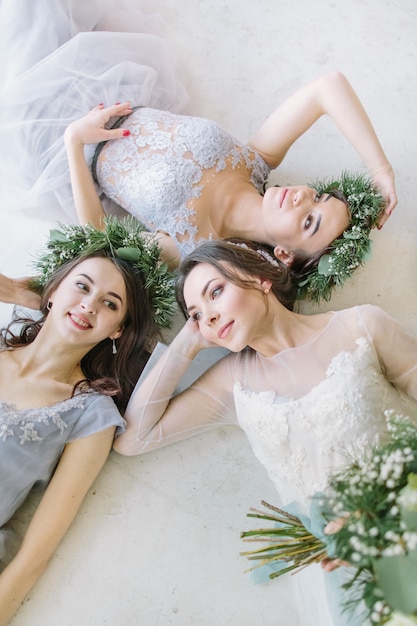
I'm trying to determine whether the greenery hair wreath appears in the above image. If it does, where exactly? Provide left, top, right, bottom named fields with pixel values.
left=297, top=171, right=385, bottom=302
left=32, top=216, right=176, bottom=328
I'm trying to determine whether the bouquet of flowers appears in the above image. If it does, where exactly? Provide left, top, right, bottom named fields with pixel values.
left=241, top=414, right=417, bottom=625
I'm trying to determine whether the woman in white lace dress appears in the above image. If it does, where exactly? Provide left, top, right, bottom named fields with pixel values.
left=114, top=239, right=417, bottom=625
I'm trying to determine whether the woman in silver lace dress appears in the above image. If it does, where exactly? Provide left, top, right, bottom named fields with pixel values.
left=0, top=0, right=396, bottom=295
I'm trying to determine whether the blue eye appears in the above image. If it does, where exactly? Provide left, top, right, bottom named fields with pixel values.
left=191, top=311, right=202, bottom=321
left=211, top=286, right=222, bottom=299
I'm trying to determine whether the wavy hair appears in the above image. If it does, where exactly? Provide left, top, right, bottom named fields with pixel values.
left=2, top=250, right=160, bottom=413
left=175, top=239, right=298, bottom=315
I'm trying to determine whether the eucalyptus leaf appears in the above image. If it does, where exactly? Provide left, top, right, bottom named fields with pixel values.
left=317, top=255, right=333, bottom=276
left=116, top=247, right=142, bottom=261
left=343, top=230, right=362, bottom=240
left=49, top=229, right=70, bottom=244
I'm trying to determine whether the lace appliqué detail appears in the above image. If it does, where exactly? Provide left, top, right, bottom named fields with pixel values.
left=235, top=338, right=403, bottom=510
left=95, top=108, right=271, bottom=258
left=0, top=394, right=89, bottom=445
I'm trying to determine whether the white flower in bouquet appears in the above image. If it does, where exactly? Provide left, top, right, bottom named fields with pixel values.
left=383, top=612, right=417, bottom=626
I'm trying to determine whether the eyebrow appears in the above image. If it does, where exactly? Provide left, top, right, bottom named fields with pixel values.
left=77, top=273, right=124, bottom=304
left=311, top=214, right=322, bottom=237
left=186, top=278, right=216, bottom=313
left=310, top=194, right=332, bottom=237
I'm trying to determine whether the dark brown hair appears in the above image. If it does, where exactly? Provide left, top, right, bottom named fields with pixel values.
left=2, top=250, right=160, bottom=413
left=175, top=239, right=298, bottom=315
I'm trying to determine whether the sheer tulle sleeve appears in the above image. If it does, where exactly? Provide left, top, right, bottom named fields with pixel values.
left=113, top=344, right=238, bottom=456
left=359, top=305, right=417, bottom=399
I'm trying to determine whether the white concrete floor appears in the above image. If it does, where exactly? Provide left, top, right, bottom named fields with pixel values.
left=2, top=0, right=417, bottom=624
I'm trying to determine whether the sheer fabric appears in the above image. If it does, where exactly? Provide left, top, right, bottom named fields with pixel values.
left=0, top=0, right=272, bottom=257
left=0, top=0, right=188, bottom=221
left=118, top=305, right=417, bottom=626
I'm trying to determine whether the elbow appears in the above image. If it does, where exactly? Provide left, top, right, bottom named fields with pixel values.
left=112, top=434, right=139, bottom=456
left=320, top=69, right=348, bottom=88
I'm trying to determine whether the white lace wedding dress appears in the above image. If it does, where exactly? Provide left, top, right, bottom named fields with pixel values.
left=119, top=304, right=417, bottom=625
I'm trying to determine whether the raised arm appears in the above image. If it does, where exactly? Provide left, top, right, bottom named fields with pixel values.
left=114, top=319, right=237, bottom=456
left=248, top=71, right=396, bottom=226
left=0, top=273, right=41, bottom=309
left=64, top=103, right=133, bottom=229
left=0, top=427, right=115, bottom=626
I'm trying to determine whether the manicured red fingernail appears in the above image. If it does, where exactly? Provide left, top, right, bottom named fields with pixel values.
left=123, top=129, right=130, bottom=137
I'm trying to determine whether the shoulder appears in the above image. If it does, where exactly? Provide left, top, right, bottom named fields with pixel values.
left=68, top=392, right=125, bottom=441
left=353, top=304, right=411, bottom=344
left=356, top=303, right=397, bottom=326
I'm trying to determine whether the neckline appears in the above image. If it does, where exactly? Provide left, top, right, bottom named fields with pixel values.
left=0, top=389, right=95, bottom=414
left=256, top=310, right=337, bottom=359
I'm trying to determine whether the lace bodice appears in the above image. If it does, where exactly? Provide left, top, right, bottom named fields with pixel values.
left=94, top=108, right=271, bottom=258
left=234, top=337, right=417, bottom=512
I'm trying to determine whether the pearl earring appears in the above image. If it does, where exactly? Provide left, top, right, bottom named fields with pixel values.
left=264, top=288, right=270, bottom=295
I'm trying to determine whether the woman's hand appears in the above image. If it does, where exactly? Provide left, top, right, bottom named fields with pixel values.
left=64, top=102, right=133, bottom=147
left=321, top=518, right=350, bottom=572
left=63, top=102, right=133, bottom=229
left=371, top=166, right=397, bottom=228
left=0, top=274, right=41, bottom=310
left=170, top=317, right=219, bottom=360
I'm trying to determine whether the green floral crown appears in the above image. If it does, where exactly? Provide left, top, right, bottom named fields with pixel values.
left=297, top=172, right=385, bottom=302
left=32, top=217, right=176, bottom=328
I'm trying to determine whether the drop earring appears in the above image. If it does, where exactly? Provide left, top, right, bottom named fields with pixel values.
left=112, top=338, right=117, bottom=355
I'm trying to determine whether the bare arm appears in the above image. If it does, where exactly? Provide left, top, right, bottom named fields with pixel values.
left=248, top=71, right=396, bottom=226
left=0, top=426, right=115, bottom=625
left=64, top=103, right=133, bottom=229
left=0, top=273, right=41, bottom=310
left=64, top=104, right=182, bottom=268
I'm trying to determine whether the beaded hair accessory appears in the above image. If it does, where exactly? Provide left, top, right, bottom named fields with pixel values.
left=297, top=171, right=385, bottom=302
left=230, top=241, right=280, bottom=267
left=31, top=216, right=176, bottom=328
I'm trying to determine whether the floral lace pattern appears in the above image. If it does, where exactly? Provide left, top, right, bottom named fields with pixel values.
left=235, top=339, right=407, bottom=512
left=95, top=108, right=271, bottom=258
left=0, top=395, right=88, bottom=445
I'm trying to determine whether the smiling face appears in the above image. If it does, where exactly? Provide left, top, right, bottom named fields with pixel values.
left=262, top=185, right=350, bottom=263
left=183, top=262, right=270, bottom=352
left=48, top=257, right=127, bottom=349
